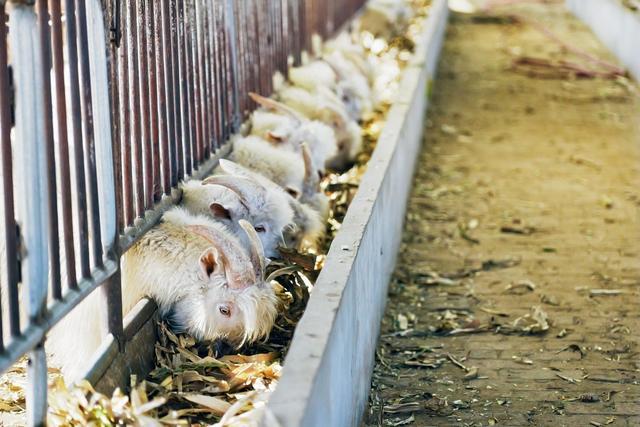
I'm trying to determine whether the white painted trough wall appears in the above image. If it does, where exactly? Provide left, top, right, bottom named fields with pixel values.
left=566, top=0, right=640, bottom=81
left=263, top=1, right=449, bottom=426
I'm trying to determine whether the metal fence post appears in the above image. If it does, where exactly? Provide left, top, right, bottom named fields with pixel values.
left=87, top=0, right=123, bottom=348
left=8, top=2, right=50, bottom=424
left=225, top=0, right=241, bottom=131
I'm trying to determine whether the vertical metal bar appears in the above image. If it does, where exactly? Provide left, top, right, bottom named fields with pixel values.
left=36, top=0, right=62, bottom=301
left=248, top=0, right=258, bottom=98
left=191, top=0, right=203, bottom=163
left=234, top=0, right=246, bottom=119
left=0, top=3, right=18, bottom=344
left=136, top=0, right=153, bottom=210
left=153, top=0, right=170, bottom=195
left=9, top=4, right=50, bottom=424
left=267, top=0, right=275, bottom=93
left=102, top=268, right=123, bottom=350
left=27, top=347, right=47, bottom=427
left=109, top=0, right=124, bottom=234
left=256, top=0, right=265, bottom=95
left=76, top=0, right=104, bottom=268
left=184, top=0, right=196, bottom=171
left=145, top=0, right=161, bottom=202
left=206, top=0, right=219, bottom=150
left=119, top=0, right=135, bottom=226
left=293, top=0, right=302, bottom=65
left=161, top=0, right=177, bottom=185
left=50, top=0, right=77, bottom=290
left=159, top=0, right=178, bottom=186
left=85, top=0, right=122, bottom=345
left=177, top=0, right=192, bottom=175
left=118, top=0, right=133, bottom=227
left=195, top=0, right=209, bottom=158
left=225, top=0, right=241, bottom=135
left=202, top=0, right=214, bottom=154
left=219, top=2, right=228, bottom=138
left=64, top=0, right=91, bottom=278
left=127, top=0, right=143, bottom=219
left=171, top=0, right=184, bottom=180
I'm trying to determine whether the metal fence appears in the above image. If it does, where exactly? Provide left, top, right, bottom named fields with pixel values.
left=0, top=0, right=365, bottom=424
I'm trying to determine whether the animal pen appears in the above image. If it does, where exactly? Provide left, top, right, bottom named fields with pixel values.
left=0, top=0, right=370, bottom=424
left=8, top=0, right=638, bottom=425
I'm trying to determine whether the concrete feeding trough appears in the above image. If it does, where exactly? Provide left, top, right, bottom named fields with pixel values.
left=566, top=0, right=640, bottom=81
left=263, top=1, right=449, bottom=425
left=82, top=0, right=449, bottom=425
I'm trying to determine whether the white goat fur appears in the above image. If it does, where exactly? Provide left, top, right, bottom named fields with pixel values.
left=217, top=160, right=325, bottom=251
left=180, top=179, right=294, bottom=259
left=276, top=86, right=362, bottom=171
left=287, top=61, right=337, bottom=92
left=230, top=135, right=305, bottom=197
left=47, top=208, right=277, bottom=382
left=249, top=109, right=337, bottom=173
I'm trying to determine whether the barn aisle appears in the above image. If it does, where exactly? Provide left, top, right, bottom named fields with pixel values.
left=366, top=2, right=640, bottom=426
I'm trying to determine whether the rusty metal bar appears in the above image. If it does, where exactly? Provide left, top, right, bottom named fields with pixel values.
left=117, top=0, right=133, bottom=228
left=161, top=0, right=177, bottom=186
left=144, top=0, right=161, bottom=202
left=186, top=0, right=200, bottom=165
left=127, top=0, right=143, bottom=220
left=196, top=0, right=209, bottom=158
left=152, top=0, right=170, bottom=196
left=0, top=3, right=18, bottom=344
left=202, top=0, right=215, bottom=152
left=256, top=1, right=266, bottom=95
left=64, top=0, right=91, bottom=279
left=109, top=0, right=124, bottom=236
left=233, top=0, right=246, bottom=118
left=207, top=0, right=220, bottom=149
left=181, top=1, right=198, bottom=170
left=267, top=0, right=275, bottom=92
left=136, top=0, right=153, bottom=210
left=224, top=0, right=238, bottom=133
left=36, top=0, right=62, bottom=301
left=169, top=0, right=183, bottom=181
left=85, top=0, right=123, bottom=350
left=76, top=0, right=104, bottom=268
left=51, top=0, right=78, bottom=291
left=177, top=0, right=192, bottom=175
left=192, top=0, right=202, bottom=160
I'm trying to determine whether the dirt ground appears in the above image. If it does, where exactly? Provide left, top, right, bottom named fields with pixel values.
left=366, top=3, right=640, bottom=427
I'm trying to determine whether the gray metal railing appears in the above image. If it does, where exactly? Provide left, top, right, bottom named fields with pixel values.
left=0, top=0, right=366, bottom=424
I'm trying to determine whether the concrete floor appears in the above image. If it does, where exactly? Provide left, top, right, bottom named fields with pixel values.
left=366, top=3, right=640, bottom=426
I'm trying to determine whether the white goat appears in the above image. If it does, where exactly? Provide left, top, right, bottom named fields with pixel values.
left=180, top=177, right=294, bottom=259
left=47, top=208, right=277, bottom=382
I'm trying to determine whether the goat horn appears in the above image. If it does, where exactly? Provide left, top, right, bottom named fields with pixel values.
left=218, top=159, right=253, bottom=177
left=238, top=220, right=266, bottom=282
left=187, top=224, right=256, bottom=290
left=300, top=142, right=316, bottom=188
left=322, top=57, right=346, bottom=80
left=202, top=175, right=265, bottom=207
left=248, top=92, right=305, bottom=123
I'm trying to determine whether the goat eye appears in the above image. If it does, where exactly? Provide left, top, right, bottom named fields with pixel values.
left=218, top=305, right=231, bottom=317
left=286, top=188, right=300, bottom=198
left=254, top=225, right=266, bottom=233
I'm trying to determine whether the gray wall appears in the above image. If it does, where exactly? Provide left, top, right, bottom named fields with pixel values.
left=567, top=0, right=640, bottom=81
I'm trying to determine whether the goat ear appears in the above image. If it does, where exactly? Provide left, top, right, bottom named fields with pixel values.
left=210, top=203, right=232, bottom=220
left=199, top=247, right=221, bottom=278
